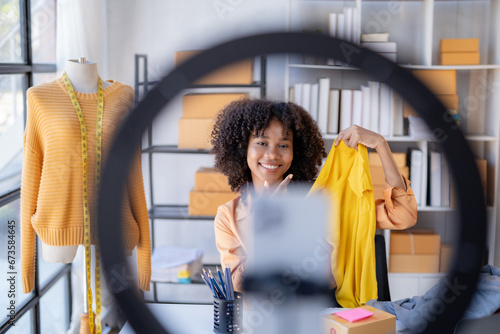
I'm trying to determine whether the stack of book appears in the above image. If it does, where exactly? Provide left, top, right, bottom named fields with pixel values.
left=439, top=38, right=480, bottom=65
left=360, top=32, right=397, bottom=62
left=290, top=79, right=404, bottom=137
left=327, top=6, right=360, bottom=65
left=178, top=93, right=247, bottom=149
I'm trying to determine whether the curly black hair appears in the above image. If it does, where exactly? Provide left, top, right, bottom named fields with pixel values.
left=210, top=98, right=326, bottom=195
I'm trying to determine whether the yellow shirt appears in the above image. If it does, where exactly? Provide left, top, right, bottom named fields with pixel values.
left=309, top=141, right=377, bottom=307
left=21, top=77, right=151, bottom=293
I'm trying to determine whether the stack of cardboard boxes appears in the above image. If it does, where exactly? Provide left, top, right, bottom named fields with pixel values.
left=389, top=230, right=441, bottom=273
left=175, top=50, right=253, bottom=150
left=439, top=38, right=480, bottom=65
left=410, top=69, right=459, bottom=115
left=178, top=93, right=248, bottom=149
left=188, top=167, right=237, bottom=216
left=368, top=152, right=409, bottom=200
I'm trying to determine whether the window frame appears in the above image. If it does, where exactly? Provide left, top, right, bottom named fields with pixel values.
left=0, top=1, right=70, bottom=333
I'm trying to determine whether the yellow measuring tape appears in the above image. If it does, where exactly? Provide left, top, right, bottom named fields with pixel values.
left=63, top=72, right=103, bottom=334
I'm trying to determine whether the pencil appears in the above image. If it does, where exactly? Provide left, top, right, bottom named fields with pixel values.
left=209, top=271, right=226, bottom=300
left=216, top=266, right=227, bottom=298
left=201, top=273, right=216, bottom=298
left=225, top=264, right=234, bottom=300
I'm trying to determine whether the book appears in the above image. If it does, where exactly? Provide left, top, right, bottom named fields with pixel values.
left=317, top=78, right=331, bottom=133
left=328, top=13, right=337, bottom=38
left=352, top=7, right=360, bottom=45
left=336, top=13, right=345, bottom=65
left=441, top=153, right=450, bottom=207
left=339, top=89, right=353, bottom=131
left=361, top=42, right=397, bottom=53
left=428, top=150, right=442, bottom=207
left=368, top=81, right=380, bottom=132
left=293, top=82, right=303, bottom=106
left=392, top=93, right=404, bottom=136
left=361, top=32, right=389, bottom=42
left=351, top=90, right=363, bottom=126
left=327, top=13, right=337, bottom=65
left=408, top=148, right=424, bottom=206
left=302, top=83, right=311, bottom=114
left=361, top=85, right=371, bottom=129
left=344, top=7, right=353, bottom=44
left=327, top=89, right=340, bottom=134
left=378, top=83, right=392, bottom=137
left=310, top=83, right=319, bottom=121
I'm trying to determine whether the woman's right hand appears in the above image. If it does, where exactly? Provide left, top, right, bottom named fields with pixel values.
left=263, top=174, right=293, bottom=196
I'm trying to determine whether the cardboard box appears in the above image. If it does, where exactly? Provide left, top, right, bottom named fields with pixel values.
left=440, top=243, right=454, bottom=272
left=188, top=190, right=237, bottom=216
left=389, top=254, right=440, bottom=273
left=390, top=230, right=441, bottom=254
left=440, top=38, right=479, bottom=53
left=439, top=52, right=480, bottom=65
left=437, top=94, right=459, bottom=111
left=178, top=118, right=214, bottom=149
left=403, top=94, right=459, bottom=118
left=322, top=305, right=396, bottom=334
left=369, top=166, right=409, bottom=186
left=194, top=167, right=232, bottom=192
left=369, top=152, right=407, bottom=168
left=182, top=93, right=248, bottom=118
left=412, top=70, right=456, bottom=95
left=174, top=50, right=253, bottom=85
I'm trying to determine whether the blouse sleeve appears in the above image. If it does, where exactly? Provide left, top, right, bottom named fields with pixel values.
left=375, top=176, right=418, bottom=230
left=214, top=203, right=246, bottom=293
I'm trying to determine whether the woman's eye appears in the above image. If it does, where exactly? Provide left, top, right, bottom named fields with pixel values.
left=257, top=142, right=266, bottom=146
left=279, top=144, right=289, bottom=148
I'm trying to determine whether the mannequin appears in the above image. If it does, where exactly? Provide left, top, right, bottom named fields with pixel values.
left=40, top=58, right=111, bottom=263
left=21, top=57, right=151, bottom=297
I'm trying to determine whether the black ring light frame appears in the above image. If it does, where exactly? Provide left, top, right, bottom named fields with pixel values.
left=98, top=33, right=486, bottom=333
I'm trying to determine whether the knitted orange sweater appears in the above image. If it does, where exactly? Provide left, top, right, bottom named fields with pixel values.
left=21, top=77, right=151, bottom=293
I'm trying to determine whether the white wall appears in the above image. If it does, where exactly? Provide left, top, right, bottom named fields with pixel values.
left=106, top=0, right=289, bottom=96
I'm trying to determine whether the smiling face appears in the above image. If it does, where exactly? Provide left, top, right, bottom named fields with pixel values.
left=247, top=118, right=293, bottom=192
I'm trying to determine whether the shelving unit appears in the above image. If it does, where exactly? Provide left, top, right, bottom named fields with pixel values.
left=286, top=0, right=500, bottom=299
left=135, top=54, right=267, bottom=303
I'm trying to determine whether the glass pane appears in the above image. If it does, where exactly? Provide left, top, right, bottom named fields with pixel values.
left=33, top=72, right=57, bottom=86
left=0, top=198, right=33, bottom=322
left=0, top=0, right=23, bottom=63
left=0, top=75, right=24, bottom=196
left=31, top=0, right=56, bottom=63
left=40, top=277, right=70, bottom=333
left=3, top=308, right=32, bottom=334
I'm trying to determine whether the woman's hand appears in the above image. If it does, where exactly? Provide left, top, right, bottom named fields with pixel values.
left=263, top=174, right=293, bottom=196
left=335, top=125, right=385, bottom=150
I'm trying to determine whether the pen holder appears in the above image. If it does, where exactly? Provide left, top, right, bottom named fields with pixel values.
left=213, top=292, right=243, bottom=333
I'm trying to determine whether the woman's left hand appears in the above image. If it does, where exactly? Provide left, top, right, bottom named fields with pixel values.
left=335, top=125, right=385, bottom=150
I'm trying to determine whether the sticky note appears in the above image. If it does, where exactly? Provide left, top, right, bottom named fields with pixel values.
left=335, top=308, right=374, bottom=322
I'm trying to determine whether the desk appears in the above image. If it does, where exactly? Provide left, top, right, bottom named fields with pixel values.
left=119, top=303, right=213, bottom=334
left=119, top=304, right=406, bottom=333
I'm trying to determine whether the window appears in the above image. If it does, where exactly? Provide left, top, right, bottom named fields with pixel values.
left=0, top=1, right=69, bottom=333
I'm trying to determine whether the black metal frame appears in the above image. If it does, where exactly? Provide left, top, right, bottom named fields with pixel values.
left=133, top=53, right=267, bottom=304
left=0, top=1, right=68, bottom=333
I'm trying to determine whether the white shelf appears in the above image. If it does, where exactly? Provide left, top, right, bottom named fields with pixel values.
left=289, top=63, right=500, bottom=71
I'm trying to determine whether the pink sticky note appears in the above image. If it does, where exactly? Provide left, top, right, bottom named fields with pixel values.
left=335, top=308, right=373, bottom=323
